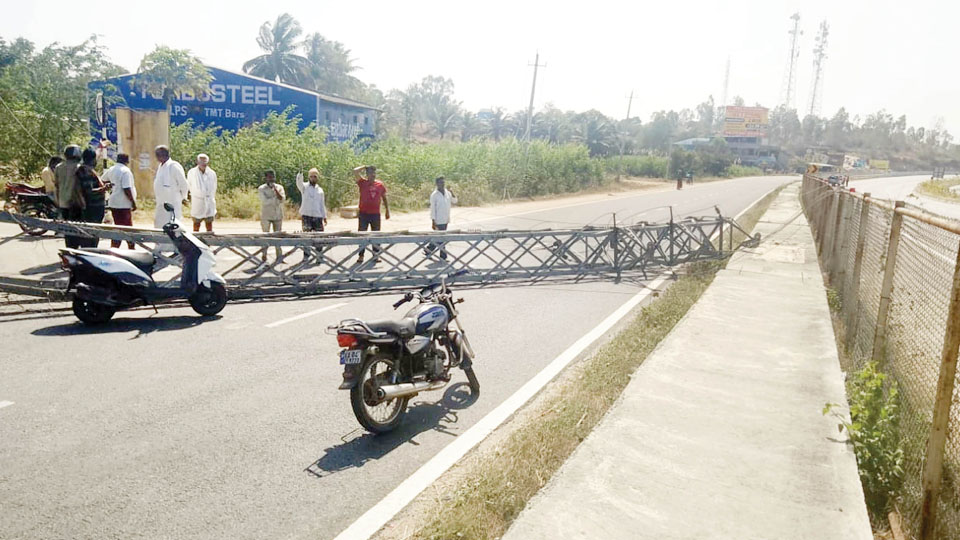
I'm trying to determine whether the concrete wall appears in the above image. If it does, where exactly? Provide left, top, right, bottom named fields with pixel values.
left=116, top=108, right=169, bottom=198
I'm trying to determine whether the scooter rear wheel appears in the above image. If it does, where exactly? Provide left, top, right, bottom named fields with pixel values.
left=189, top=282, right=227, bottom=316
left=72, top=298, right=116, bottom=325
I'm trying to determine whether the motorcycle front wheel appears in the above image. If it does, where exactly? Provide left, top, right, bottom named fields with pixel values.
left=189, top=283, right=227, bottom=316
left=351, top=355, right=409, bottom=434
left=20, top=205, right=50, bottom=236
left=72, top=298, right=116, bottom=325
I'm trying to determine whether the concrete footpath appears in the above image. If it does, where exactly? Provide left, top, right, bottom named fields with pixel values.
left=502, top=182, right=872, bottom=540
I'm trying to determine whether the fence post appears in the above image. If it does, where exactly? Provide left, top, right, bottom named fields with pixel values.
left=612, top=213, right=621, bottom=283
left=918, top=237, right=960, bottom=540
left=845, top=193, right=872, bottom=352
left=816, top=184, right=833, bottom=249
left=871, top=201, right=905, bottom=364
left=828, top=194, right=848, bottom=283
left=835, top=196, right=855, bottom=295
left=821, top=189, right=840, bottom=265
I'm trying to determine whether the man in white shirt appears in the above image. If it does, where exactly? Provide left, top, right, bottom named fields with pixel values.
left=103, top=153, right=137, bottom=248
left=152, top=145, right=188, bottom=228
left=187, top=153, right=218, bottom=232
left=425, top=176, right=456, bottom=260
left=296, top=168, right=327, bottom=232
left=257, top=169, right=285, bottom=262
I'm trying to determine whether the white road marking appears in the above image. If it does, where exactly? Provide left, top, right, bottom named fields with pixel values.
left=331, top=274, right=670, bottom=540
left=0, top=401, right=14, bottom=410
left=264, top=303, right=348, bottom=328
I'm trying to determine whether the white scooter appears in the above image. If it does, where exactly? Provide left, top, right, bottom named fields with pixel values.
left=59, top=203, right=227, bottom=324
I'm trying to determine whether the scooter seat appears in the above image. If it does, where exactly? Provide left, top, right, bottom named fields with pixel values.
left=366, top=318, right=417, bottom=337
left=86, top=248, right=156, bottom=275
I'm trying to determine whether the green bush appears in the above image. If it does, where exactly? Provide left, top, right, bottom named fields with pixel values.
left=171, top=111, right=606, bottom=214
left=604, top=155, right=668, bottom=178
left=825, top=362, right=904, bottom=517
left=725, top=164, right=764, bottom=178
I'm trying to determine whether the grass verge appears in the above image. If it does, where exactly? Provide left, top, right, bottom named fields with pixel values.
left=915, top=178, right=960, bottom=201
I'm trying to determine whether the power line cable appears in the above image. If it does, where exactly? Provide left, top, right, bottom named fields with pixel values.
left=0, top=93, right=52, bottom=155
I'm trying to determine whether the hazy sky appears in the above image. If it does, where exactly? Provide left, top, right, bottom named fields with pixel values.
left=3, top=0, right=956, bottom=134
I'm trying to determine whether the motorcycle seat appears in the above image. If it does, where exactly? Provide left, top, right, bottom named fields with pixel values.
left=86, top=248, right=156, bottom=275
left=366, top=318, right=416, bottom=337
left=17, top=192, right=50, bottom=200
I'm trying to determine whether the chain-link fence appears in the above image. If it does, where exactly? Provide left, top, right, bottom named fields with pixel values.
left=802, top=174, right=960, bottom=540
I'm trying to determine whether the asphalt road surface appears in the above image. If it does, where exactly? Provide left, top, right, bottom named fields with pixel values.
left=849, top=174, right=960, bottom=220
left=0, top=176, right=793, bottom=539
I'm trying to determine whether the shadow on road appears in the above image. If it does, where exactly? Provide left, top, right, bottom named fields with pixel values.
left=31, top=314, right=222, bottom=338
left=19, top=262, right=64, bottom=277
left=306, top=382, right=478, bottom=478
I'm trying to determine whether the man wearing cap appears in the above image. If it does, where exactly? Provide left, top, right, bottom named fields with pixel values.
left=153, top=145, right=189, bottom=228
left=187, top=153, right=218, bottom=232
left=296, top=168, right=327, bottom=232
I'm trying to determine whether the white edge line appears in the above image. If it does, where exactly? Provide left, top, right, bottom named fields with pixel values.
left=332, top=274, right=671, bottom=540
left=0, top=401, right=14, bottom=409
left=265, top=302, right=349, bottom=328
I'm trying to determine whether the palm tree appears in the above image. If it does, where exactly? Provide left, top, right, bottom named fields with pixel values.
left=487, top=108, right=511, bottom=142
left=573, top=110, right=617, bottom=157
left=302, top=33, right=364, bottom=98
left=242, top=13, right=309, bottom=86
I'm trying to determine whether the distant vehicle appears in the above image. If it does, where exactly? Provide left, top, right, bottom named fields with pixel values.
left=828, top=175, right=842, bottom=186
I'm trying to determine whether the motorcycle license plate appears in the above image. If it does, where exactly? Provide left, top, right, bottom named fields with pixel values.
left=340, top=349, right=362, bottom=365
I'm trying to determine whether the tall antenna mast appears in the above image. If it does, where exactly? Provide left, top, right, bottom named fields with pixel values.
left=808, top=21, right=829, bottom=117
left=721, top=57, right=730, bottom=108
left=779, top=13, right=801, bottom=110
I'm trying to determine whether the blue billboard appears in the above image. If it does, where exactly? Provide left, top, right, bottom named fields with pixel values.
left=88, top=66, right=377, bottom=146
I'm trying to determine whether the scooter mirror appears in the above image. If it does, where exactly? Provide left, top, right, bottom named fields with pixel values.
left=163, top=203, right=174, bottom=212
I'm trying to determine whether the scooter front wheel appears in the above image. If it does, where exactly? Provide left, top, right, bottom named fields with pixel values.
left=73, top=298, right=116, bottom=325
left=189, top=283, right=227, bottom=316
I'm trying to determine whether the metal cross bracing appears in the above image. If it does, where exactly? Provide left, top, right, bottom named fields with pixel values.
left=0, top=211, right=755, bottom=299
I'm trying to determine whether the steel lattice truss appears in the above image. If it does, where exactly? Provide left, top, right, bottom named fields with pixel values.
left=0, top=212, right=753, bottom=298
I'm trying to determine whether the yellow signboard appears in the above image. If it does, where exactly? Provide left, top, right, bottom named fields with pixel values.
left=869, top=159, right=890, bottom=170
left=723, top=106, right=769, bottom=137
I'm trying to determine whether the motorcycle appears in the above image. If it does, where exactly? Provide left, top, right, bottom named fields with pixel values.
left=2, top=181, right=58, bottom=236
left=59, top=203, right=227, bottom=324
left=330, top=270, right=479, bottom=434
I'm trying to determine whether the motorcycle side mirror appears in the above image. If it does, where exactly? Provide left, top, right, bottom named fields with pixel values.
left=163, top=203, right=174, bottom=212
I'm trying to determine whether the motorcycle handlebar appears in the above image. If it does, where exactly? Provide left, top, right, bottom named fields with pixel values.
left=392, top=293, right=413, bottom=309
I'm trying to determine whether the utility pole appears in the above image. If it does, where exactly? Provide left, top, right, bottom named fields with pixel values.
left=524, top=51, right=546, bottom=142
left=618, top=90, right=635, bottom=181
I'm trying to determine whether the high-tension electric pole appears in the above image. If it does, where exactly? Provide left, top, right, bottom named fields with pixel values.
left=617, top=90, right=635, bottom=180
left=524, top=51, right=546, bottom=142
left=808, top=21, right=829, bottom=118
left=779, top=13, right=802, bottom=110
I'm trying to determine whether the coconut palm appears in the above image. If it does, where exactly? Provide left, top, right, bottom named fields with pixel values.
left=303, top=33, right=365, bottom=98
left=242, top=13, right=310, bottom=85
left=573, top=110, right=617, bottom=157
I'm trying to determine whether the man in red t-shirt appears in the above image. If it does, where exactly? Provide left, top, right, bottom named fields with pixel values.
left=353, top=165, right=390, bottom=264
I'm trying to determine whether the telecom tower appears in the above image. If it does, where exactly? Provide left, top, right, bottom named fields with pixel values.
left=808, top=21, right=829, bottom=117
left=721, top=56, right=730, bottom=108
left=779, top=13, right=802, bottom=110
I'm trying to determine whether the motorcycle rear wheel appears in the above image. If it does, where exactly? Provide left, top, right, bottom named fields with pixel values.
left=351, top=355, right=409, bottom=434
left=72, top=298, right=116, bottom=325
left=189, top=283, right=227, bottom=316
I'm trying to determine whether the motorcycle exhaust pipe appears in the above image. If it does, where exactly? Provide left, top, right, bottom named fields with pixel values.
left=377, top=380, right=446, bottom=401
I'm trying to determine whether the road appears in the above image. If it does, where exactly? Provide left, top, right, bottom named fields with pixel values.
left=0, top=175, right=793, bottom=539
left=849, top=174, right=960, bottom=220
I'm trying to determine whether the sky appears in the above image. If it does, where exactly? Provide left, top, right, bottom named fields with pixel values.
left=2, top=0, right=956, bottom=134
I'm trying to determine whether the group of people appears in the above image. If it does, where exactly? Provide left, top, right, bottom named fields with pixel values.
left=42, top=144, right=458, bottom=264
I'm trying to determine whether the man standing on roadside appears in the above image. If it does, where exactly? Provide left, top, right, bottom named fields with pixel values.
left=54, top=145, right=83, bottom=248
left=41, top=156, right=62, bottom=203
left=187, top=153, right=217, bottom=232
left=153, top=145, right=188, bottom=228
left=353, top=164, right=390, bottom=264
left=257, top=169, right=285, bottom=263
left=296, top=168, right=327, bottom=232
left=103, top=153, right=137, bottom=249
left=425, top=176, right=456, bottom=260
